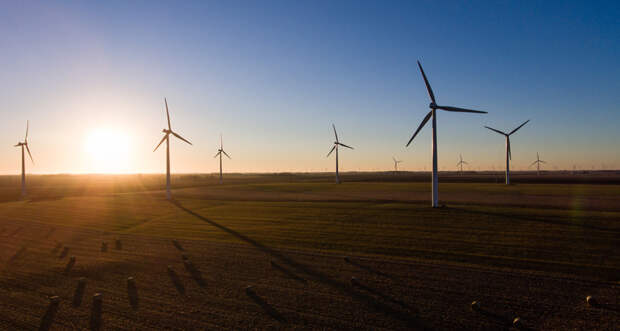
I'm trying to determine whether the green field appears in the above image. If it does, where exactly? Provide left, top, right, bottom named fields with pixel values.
left=0, top=173, right=618, bottom=329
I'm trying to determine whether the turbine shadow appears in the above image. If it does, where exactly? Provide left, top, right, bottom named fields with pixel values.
left=171, top=200, right=427, bottom=329
left=38, top=299, right=59, bottom=331
left=270, top=260, right=307, bottom=284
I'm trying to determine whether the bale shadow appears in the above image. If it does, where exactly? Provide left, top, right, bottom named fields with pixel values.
left=51, top=243, right=62, bottom=255
left=9, top=246, right=27, bottom=263
left=39, top=298, right=59, bottom=331
left=167, top=266, right=185, bottom=295
left=43, top=228, right=55, bottom=239
left=172, top=200, right=427, bottom=329
left=59, top=247, right=69, bottom=259
left=127, top=278, right=139, bottom=310
left=271, top=260, right=307, bottom=284
left=64, top=256, right=76, bottom=275
left=11, top=227, right=23, bottom=237
left=183, top=260, right=206, bottom=287
left=101, top=242, right=107, bottom=253
left=172, top=239, right=185, bottom=251
left=90, top=294, right=102, bottom=331
left=246, top=286, right=286, bottom=323
left=73, top=278, right=86, bottom=307
left=115, top=239, right=122, bottom=250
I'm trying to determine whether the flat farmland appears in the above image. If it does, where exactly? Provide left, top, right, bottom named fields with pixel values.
left=0, top=173, right=618, bottom=330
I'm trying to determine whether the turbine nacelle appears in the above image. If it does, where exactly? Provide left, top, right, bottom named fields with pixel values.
left=429, top=102, right=438, bottom=109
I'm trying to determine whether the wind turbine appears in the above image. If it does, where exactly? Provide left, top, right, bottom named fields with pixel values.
left=214, top=134, right=231, bottom=183
left=15, top=121, right=33, bottom=197
left=456, top=154, right=468, bottom=174
left=153, top=98, right=192, bottom=200
left=392, top=157, right=403, bottom=172
left=327, top=124, right=353, bottom=184
left=406, top=60, right=487, bottom=207
left=484, top=120, right=530, bottom=185
left=529, top=152, right=546, bottom=175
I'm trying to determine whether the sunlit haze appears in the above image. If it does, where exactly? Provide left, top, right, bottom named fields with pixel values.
left=1, top=1, right=619, bottom=174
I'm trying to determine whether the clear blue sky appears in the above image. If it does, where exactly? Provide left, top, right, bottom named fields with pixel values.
left=1, top=1, right=619, bottom=174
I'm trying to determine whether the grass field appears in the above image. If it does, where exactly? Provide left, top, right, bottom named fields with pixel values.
left=0, top=173, right=618, bottom=330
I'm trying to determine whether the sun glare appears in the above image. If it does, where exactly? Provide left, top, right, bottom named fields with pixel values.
left=85, top=129, right=131, bottom=173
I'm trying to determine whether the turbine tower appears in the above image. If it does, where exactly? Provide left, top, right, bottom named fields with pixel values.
left=406, top=61, right=487, bottom=207
left=456, top=154, right=468, bottom=174
left=15, top=121, right=34, bottom=197
left=214, top=134, right=231, bottom=183
left=529, top=152, right=546, bottom=175
left=153, top=98, right=192, bottom=200
left=327, top=124, right=353, bottom=184
left=393, top=157, right=403, bottom=172
left=484, top=120, right=530, bottom=185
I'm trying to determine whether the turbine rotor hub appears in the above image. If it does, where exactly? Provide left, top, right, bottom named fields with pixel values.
left=429, top=102, right=438, bottom=109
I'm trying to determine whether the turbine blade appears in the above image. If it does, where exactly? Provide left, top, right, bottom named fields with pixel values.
left=540, top=160, right=546, bottom=164
left=165, top=98, right=172, bottom=130
left=214, top=151, right=221, bottom=158
left=406, top=110, right=432, bottom=147
left=484, top=126, right=507, bottom=136
left=437, top=105, right=487, bottom=114
left=338, top=142, right=353, bottom=150
left=153, top=134, right=168, bottom=152
left=529, top=160, right=537, bottom=167
left=222, top=150, right=231, bottom=159
left=332, top=124, right=338, bottom=142
left=220, top=133, right=223, bottom=149
left=509, top=119, right=530, bottom=135
left=462, top=161, right=468, bottom=165
left=326, top=145, right=336, bottom=157
left=171, top=131, right=192, bottom=145
left=25, top=120, right=29, bottom=140
left=417, top=61, right=436, bottom=103
left=25, top=144, right=34, bottom=164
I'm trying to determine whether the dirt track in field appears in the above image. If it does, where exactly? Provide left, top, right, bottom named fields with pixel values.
left=0, top=211, right=617, bottom=330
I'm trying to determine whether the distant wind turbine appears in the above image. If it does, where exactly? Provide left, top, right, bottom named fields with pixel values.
left=153, top=98, right=192, bottom=200
left=214, top=134, right=231, bottom=183
left=327, top=124, right=353, bottom=184
left=393, top=157, right=403, bottom=172
left=15, top=121, right=33, bottom=197
left=456, top=154, right=468, bottom=174
left=406, top=60, right=487, bottom=207
left=529, top=152, right=546, bottom=175
left=484, top=120, right=530, bottom=185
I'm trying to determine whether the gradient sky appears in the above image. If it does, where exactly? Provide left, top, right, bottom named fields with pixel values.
left=1, top=1, right=619, bottom=174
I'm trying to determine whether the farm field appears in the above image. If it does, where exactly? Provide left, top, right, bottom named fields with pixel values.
left=0, top=173, right=618, bottom=330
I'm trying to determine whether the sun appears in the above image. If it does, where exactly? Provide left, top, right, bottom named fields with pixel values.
left=85, top=128, right=131, bottom=173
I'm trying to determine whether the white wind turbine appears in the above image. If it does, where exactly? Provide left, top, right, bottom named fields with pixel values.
left=393, top=157, right=403, bottom=172
left=153, top=98, right=192, bottom=200
left=484, top=120, right=530, bottom=185
left=406, top=60, right=487, bottom=207
left=327, top=124, right=353, bottom=184
left=214, top=134, right=231, bottom=183
left=15, top=121, right=34, bottom=197
left=529, top=152, right=546, bottom=175
left=456, top=154, right=468, bottom=174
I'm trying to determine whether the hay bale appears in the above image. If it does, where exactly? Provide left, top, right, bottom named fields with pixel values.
left=64, top=256, right=76, bottom=274
left=513, top=317, right=523, bottom=329
left=101, top=242, right=107, bottom=252
left=115, top=239, right=122, bottom=250
left=49, top=296, right=60, bottom=304
left=350, top=277, right=359, bottom=286
left=586, top=295, right=597, bottom=306
left=471, top=301, right=481, bottom=312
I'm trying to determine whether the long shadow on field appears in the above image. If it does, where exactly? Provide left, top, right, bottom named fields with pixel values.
left=172, top=200, right=428, bottom=329
left=449, top=207, right=620, bottom=233
left=345, top=258, right=398, bottom=281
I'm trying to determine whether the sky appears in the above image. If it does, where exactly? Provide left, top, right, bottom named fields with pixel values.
left=1, top=1, right=619, bottom=174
